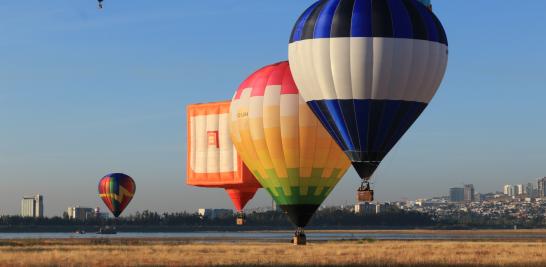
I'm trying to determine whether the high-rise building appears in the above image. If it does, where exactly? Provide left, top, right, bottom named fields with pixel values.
left=464, top=184, right=475, bottom=202
left=515, top=184, right=524, bottom=195
left=526, top=183, right=535, bottom=197
left=538, top=177, right=546, bottom=198
left=21, top=198, right=34, bottom=217
left=449, top=187, right=464, bottom=202
left=35, top=195, right=43, bottom=217
left=503, top=185, right=514, bottom=196
left=21, top=195, right=43, bottom=218
left=67, top=206, right=95, bottom=220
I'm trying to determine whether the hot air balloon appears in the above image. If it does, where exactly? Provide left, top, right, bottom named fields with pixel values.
left=229, top=61, right=351, bottom=244
left=187, top=101, right=261, bottom=225
left=288, top=0, right=448, bottom=201
left=98, top=173, right=136, bottom=218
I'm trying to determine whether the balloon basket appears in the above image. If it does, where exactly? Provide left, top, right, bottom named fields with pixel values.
left=236, top=212, right=246, bottom=225
left=293, top=229, right=307, bottom=245
left=357, top=189, right=374, bottom=202
left=357, top=181, right=374, bottom=202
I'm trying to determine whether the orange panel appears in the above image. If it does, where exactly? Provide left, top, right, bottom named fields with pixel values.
left=186, top=101, right=261, bottom=189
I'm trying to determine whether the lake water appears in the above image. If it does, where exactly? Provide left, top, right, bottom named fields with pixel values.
left=1, top=231, right=546, bottom=241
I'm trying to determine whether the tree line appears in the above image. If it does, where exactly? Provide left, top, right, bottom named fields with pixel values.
left=0, top=208, right=431, bottom=227
left=0, top=208, right=543, bottom=228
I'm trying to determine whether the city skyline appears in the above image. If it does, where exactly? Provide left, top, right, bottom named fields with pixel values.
left=1, top=1, right=546, bottom=216
left=8, top=176, right=546, bottom=218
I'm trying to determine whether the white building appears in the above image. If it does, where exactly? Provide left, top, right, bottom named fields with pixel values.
left=21, top=198, right=34, bottom=217
left=503, top=185, right=515, bottom=196
left=67, top=206, right=95, bottom=220
left=515, top=184, right=524, bottom=195
left=538, top=177, right=546, bottom=198
left=354, top=203, right=376, bottom=215
left=504, top=184, right=525, bottom=196
left=21, top=195, right=43, bottom=218
left=197, top=209, right=233, bottom=219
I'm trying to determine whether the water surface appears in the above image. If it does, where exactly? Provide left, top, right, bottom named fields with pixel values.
left=1, top=231, right=545, bottom=241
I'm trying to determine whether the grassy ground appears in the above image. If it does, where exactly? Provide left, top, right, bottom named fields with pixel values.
left=305, top=229, right=546, bottom=235
left=0, top=238, right=546, bottom=266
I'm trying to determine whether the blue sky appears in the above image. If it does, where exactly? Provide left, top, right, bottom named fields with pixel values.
left=0, top=1, right=545, bottom=216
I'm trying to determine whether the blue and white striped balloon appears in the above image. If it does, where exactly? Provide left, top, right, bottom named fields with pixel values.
left=288, top=0, right=448, bottom=180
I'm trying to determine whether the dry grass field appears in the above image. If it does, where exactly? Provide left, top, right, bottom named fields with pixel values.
left=0, top=238, right=546, bottom=267
left=306, top=229, right=546, bottom=235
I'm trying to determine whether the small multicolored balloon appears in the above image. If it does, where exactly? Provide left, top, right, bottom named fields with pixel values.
left=98, top=173, right=136, bottom=217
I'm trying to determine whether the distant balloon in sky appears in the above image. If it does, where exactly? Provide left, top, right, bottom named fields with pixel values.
left=186, top=101, right=261, bottom=225
left=288, top=0, right=448, bottom=201
left=99, top=173, right=136, bottom=218
left=229, top=61, right=351, bottom=243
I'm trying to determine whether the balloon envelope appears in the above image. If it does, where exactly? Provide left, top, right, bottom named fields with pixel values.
left=288, top=0, right=448, bottom=179
left=186, top=101, right=261, bottom=212
left=229, top=61, right=351, bottom=227
left=226, top=188, right=258, bottom=211
left=99, top=173, right=136, bottom=217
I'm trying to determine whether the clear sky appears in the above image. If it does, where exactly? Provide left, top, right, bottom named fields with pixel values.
left=0, top=1, right=545, bottom=216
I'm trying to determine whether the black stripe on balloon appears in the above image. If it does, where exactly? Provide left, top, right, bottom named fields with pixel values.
left=382, top=103, right=418, bottom=152
left=384, top=103, right=427, bottom=153
left=354, top=100, right=371, bottom=161
left=302, top=1, right=328, bottom=40
left=401, top=0, right=428, bottom=41
left=430, top=12, right=448, bottom=45
left=371, top=0, right=393, bottom=37
left=338, top=100, right=362, bottom=152
left=373, top=101, right=402, bottom=152
left=367, top=101, right=385, bottom=161
left=331, top=0, right=355, bottom=38
left=379, top=101, right=412, bottom=155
